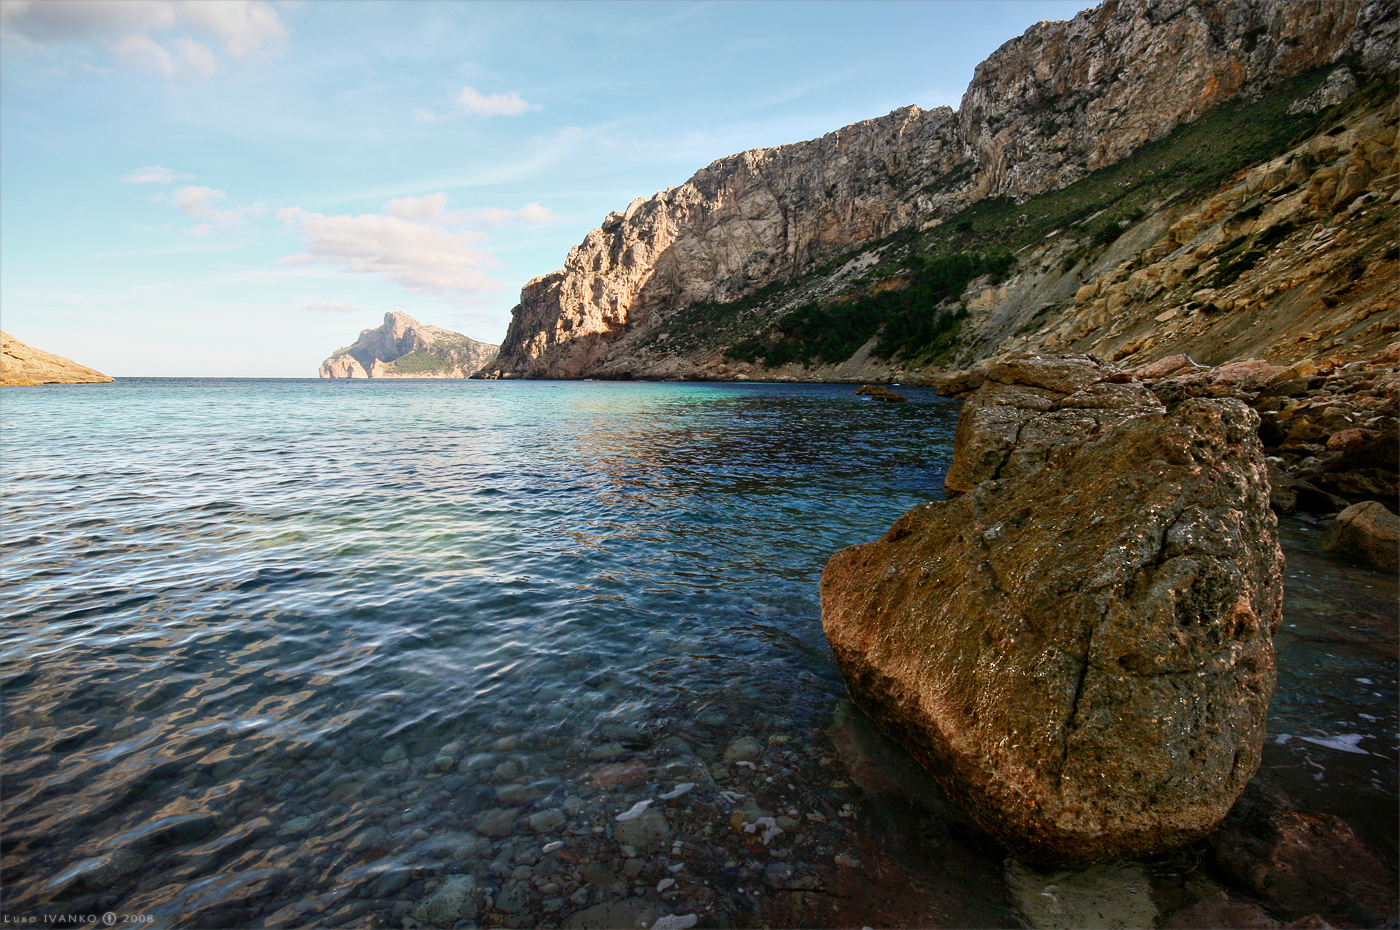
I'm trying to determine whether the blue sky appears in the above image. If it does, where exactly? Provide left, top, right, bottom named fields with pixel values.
left=1, top=0, right=1089, bottom=377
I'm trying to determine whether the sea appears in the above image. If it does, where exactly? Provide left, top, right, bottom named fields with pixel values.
left=2, top=378, right=1395, bottom=929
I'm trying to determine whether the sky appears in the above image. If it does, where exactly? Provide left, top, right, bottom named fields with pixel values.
left=1, top=0, right=1090, bottom=377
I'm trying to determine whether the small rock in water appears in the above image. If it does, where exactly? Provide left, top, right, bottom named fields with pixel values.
left=582, top=741, right=628, bottom=762
left=381, top=745, right=406, bottom=764
left=615, top=799, right=653, bottom=822
left=496, top=783, right=546, bottom=805
left=650, top=915, right=698, bottom=930
left=723, top=737, right=763, bottom=763
left=613, top=809, right=671, bottom=849
left=369, top=868, right=411, bottom=898
left=412, top=873, right=478, bottom=926
left=475, top=808, right=518, bottom=838
left=542, top=840, right=564, bottom=853
left=348, top=825, right=388, bottom=853
left=1005, top=859, right=1156, bottom=930
left=495, top=881, right=527, bottom=914
left=495, top=759, right=522, bottom=782
left=563, top=900, right=659, bottom=930
left=655, top=878, right=675, bottom=893
left=46, top=848, right=143, bottom=894
left=658, top=783, right=694, bottom=801
left=742, top=816, right=782, bottom=845
left=590, top=761, right=647, bottom=789
left=529, top=809, right=566, bottom=833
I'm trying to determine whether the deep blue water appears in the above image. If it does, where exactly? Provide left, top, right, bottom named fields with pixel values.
left=1, top=378, right=1393, bottom=929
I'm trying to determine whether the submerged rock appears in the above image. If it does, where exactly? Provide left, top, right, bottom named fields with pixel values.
left=1320, top=500, right=1399, bottom=571
left=413, top=874, right=478, bottom=927
left=1005, top=859, right=1157, bottom=930
left=856, top=384, right=908, bottom=402
left=1206, top=781, right=1397, bottom=926
left=822, top=358, right=1283, bottom=866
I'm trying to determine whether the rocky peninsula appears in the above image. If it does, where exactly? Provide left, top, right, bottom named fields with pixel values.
left=321, top=312, right=497, bottom=379
left=1, top=331, right=113, bottom=386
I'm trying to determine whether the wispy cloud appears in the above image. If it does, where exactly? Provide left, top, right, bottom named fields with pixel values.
left=457, top=85, right=539, bottom=117
left=277, top=193, right=555, bottom=297
left=157, top=185, right=262, bottom=234
left=381, top=192, right=555, bottom=228
left=1, top=0, right=288, bottom=81
left=120, top=164, right=191, bottom=184
left=278, top=206, right=499, bottom=297
left=415, top=85, right=542, bottom=123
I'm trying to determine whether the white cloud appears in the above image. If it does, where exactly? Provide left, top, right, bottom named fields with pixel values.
left=121, top=164, right=186, bottom=184
left=278, top=207, right=499, bottom=297
left=303, top=302, right=356, bottom=313
left=458, top=86, right=539, bottom=117
left=382, top=193, right=555, bottom=228
left=416, top=86, right=541, bottom=122
left=1, top=0, right=286, bottom=79
left=177, top=0, right=286, bottom=59
left=382, top=192, right=463, bottom=226
left=158, top=184, right=261, bottom=234
left=468, top=201, right=555, bottom=227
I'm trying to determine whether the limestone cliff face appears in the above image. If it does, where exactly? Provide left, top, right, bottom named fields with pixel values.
left=320, top=312, right=497, bottom=379
left=1, top=332, right=113, bottom=386
left=482, top=0, right=1393, bottom=380
left=487, top=105, right=961, bottom=378
left=956, top=0, right=1386, bottom=201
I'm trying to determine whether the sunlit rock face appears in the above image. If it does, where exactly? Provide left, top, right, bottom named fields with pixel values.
left=1, top=331, right=112, bottom=386
left=822, top=358, right=1283, bottom=867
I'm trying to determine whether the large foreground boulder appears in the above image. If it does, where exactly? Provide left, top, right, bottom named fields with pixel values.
left=822, top=358, right=1283, bottom=866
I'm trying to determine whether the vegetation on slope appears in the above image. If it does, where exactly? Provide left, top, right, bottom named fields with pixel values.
left=725, top=252, right=1013, bottom=366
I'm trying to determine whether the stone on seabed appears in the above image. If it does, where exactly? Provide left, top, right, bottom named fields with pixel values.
left=821, top=354, right=1284, bottom=866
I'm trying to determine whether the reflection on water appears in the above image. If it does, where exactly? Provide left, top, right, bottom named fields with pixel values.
left=1, top=379, right=1393, bottom=929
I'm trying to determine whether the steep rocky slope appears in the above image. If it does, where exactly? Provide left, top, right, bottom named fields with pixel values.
left=321, top=312, right=497, bottom=379
left=1, top=332, right=113, bottom=386
left=480, top=0, right=1395, bottom=381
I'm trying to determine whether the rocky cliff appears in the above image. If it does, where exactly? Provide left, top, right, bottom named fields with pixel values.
left=1, top=332, right=113, bottom=386
left=481, top=0, right=1396, bottom=381
left=320, top=312, right=497, bottom=379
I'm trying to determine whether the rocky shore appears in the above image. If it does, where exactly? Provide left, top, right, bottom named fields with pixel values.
left=1, top=331, right=112, bottom=386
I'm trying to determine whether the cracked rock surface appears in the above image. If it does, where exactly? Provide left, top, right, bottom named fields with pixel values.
left=821, top=355, right=1283, bottom=866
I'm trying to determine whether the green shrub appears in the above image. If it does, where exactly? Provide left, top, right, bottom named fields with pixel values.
left=724, top=251, right=1012, bottom=366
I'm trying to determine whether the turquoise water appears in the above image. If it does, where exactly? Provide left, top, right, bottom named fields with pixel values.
left=1, top=379, right=1394, bottom=929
